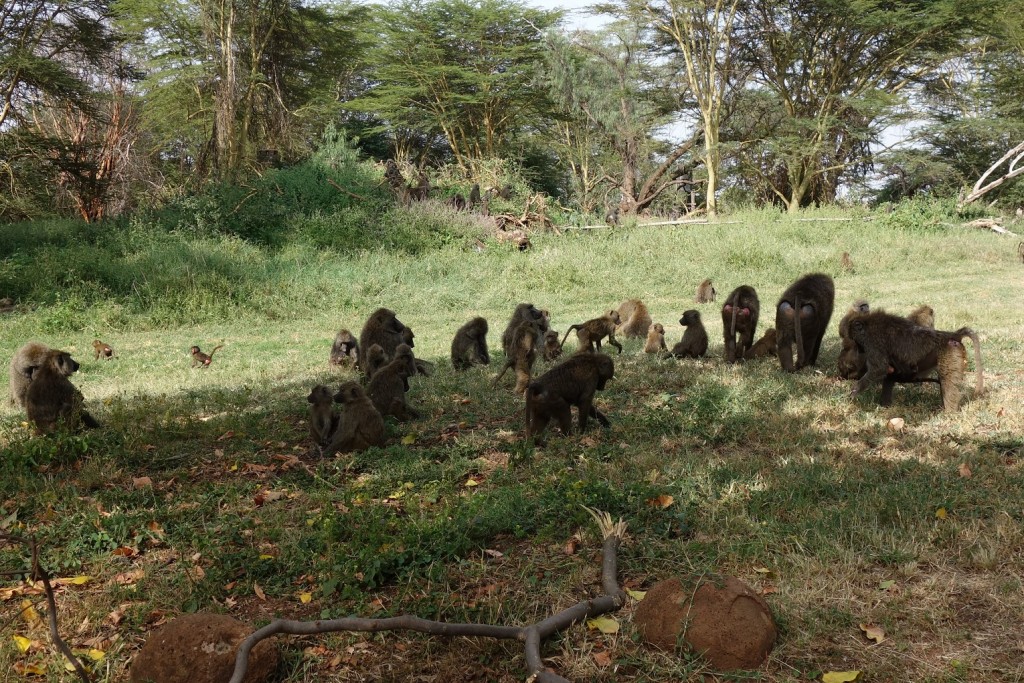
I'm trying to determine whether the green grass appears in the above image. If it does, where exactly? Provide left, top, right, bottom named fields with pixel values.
left=0, top=206, right=1022, bottom=681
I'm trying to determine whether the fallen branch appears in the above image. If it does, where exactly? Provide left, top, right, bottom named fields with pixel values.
left=327, top=178, right=368, bottom=202
left=229, top=507, right=628, bottom=683
left=959, top=140, right=1024, bottom=207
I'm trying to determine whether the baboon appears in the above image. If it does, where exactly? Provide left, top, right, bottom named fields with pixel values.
left=847, top=311, right=983, bottom=412
left=775, top=273, right=835, bottom=372
left=409, top=172, right=430, bottom=201
left=448, top=194, right=467, bottom=210
left=468, top=183, right=481, bottom=208
left=840, top=251, right=855, bottom=273
left=307, top=385, right=339, bottom=450
left=671, top=310, right=708, bottom=358
left=561, top=310, right=623, bottom=354
left=327, top=382, right=387, bottom=454
left=743, top=328, right=778, bottom=360
left=494, top=183, right=513, bottom=200
left=644, top=323, right=667, bottom=354
left=605, top=206, right=620, bottom=226
left=92, top=340, right=114, bottom=360
left=837, top=300, right=870, bottom=379
left=695, top=278, right=716, bottom=304
left=501, top=303, right=546, bottom=357
left=402, top=326, right=415, bottom=348
left=615, top=299, right=652, bottom=339
left=451, top=317, right=490, bottom=370
left=9, top=341, right=50, bottom=408
left=907, top=305, right=935, bottom=328
left=494, top=317, right=545, bottom=394
left=329, top=329, right=359, bottom=367
left=1018, top=241, right=1024, bottom=262
left=0, top=297, right=15, bottom=314
left=525, top=352, right=614, bottom=444
left=190, top=344, right=223, bottom=368
left=543, top=329, right=563, bottom=361
left=25, top=349, right=100, bottom=433
left=366, top=344, right=419, bottom=420
left=358, top=308, right=407, bottom=374
left=364, top=344, right=389, bottom=380
left=721, top=285, right=760, bottom=363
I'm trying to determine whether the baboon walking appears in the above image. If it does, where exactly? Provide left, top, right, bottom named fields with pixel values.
left=525, top=353, right=614, bottom=444
left=561, top=310, right=622, bottom=354
left=494, top=317, right=546, bottom=394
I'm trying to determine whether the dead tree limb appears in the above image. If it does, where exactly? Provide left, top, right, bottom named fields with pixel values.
left=229, top=508, right=628, bottom=683
left=959, top=140, right=1024, bottom=207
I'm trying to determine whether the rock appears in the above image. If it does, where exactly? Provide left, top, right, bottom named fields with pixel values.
left=131, top=613, right=278, bottom=683
left=633, top=574, right=776, bottom=670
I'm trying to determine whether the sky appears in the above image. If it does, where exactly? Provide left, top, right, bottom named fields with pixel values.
left=525, top=0, right=611, bottom=31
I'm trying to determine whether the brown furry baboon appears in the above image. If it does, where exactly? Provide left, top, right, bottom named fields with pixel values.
left=840, top=251, right=855, bottom=273
left=327, top=382, right=386, bottom=454
left=744, top=328, right=778, bottom=360
left=907, top=305, right=935, bottom=328
left=25, top=349, right=100, bottom=433
left=644, top=323, right=667, bottom=354
left=561, top=310, right=623, bottom=354
left=93, top=340, right=114, bottom=360
left=721, top=285, right=760, bottom=363
left=451, top=317, right=490, bottom=370
left=402, top=326, right=415, bottom=348
left=365, top=344, right=388, bottom=380
left=695, top=279, right=716, bottom=304
left=358, top=308, right=407, bottom=374
left=190, top=344, right=223, bottom=368
left=525, top=352, right=614, bottom=444
left=329, top=329, right=359, bottom=367
left=837, top=300, right=870, bottom=379
left=1018, top=241, right=1024, bottom=263
left=494, top=317, right=545, bottom=394
left=670, top=310, right=708, bottom=358
left=367, top=345, right=420, bottom=420
left=393, top=343, right=419, bottom=391
left=615, top=299, right=652, bottom=338
left=543, top=329, right=563, bottom=361
left=847, top=311, right=983, bottom=412
left=501, top=303, right=546, bottom=357
left=307, top=385, right=339, bottom=450
left=775, top=273, right=835, bottom=372
left=9, top=341, right=50, bottom=408
left=468, top=183, right=481, bottom=208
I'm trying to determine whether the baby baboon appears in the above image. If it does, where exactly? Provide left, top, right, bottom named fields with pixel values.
left=670, top=310, right=708, bottom=358
left=9, top=341, right=50, bottom=408
left=329, top=329, right=359, bottom=367
left=501, top=303, right=546, bottom=357
left=92, top=339, right=115, bottom=360
left=25, top=349, right=100, bottom=433
left=190, top=344, right=223, bottom=368
left=307, top=385, right=339, bottom=451
left=721, top=285, right=760, bottom=363
left=327, top=382, right=386, bottom=454
left=358, top=308, right=407, bottom=374
left=847, top=311, right=983, bottom=412
left=561, top=310, right=623, bottom=354
left=615, top=299, right=652, bottom=339
left=907, top=305, right=935, bottom=328
left=743, top=328, right=778, bottom=360
left=494, top=317, right=545, bottom=394
left=840, top=251, right=855, bottom=273
left=837, top=300, right=870, bottom=379
left=367, top=344, right=420, bottom=420
left=644, top=323, right=667, bottom=354
left=775, top=273, right=835, bottom=372
left=525, top=352, right=614, bottom=444
left=451, top=317, right=490, bottom=370
left=364, top=343, right=389, bottom=380
left=695, top=278, right=716, bottom=304
left=543, top=329, right=563, bottom=361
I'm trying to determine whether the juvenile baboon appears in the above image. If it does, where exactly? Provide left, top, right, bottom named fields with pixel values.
left=543, top=329, right=563, bottom=361
left=393, top=343, right=419, bottom=391
left=743, top=328, right=778, bottom=360
left=615, top=299, right=652, bottom=339
left=367, top=344, right=420, bottom=420
left=494, top=183, right=513, bottom=199
left=92, top=340, right=114, bottom=360
left=847, top=311, right=983, bottom=412
left=468, top=183, right=481, bottom=208
left=605, top=206, right=620, bottom=227
left=721, top=285, right=760, bottom=363
left=494, top=317, right=545, bottom=394
left=329, top=329, right=359, bottom=367
left=451, top=317, right=490, bottom=370
left=307, top=385, right=339, bottom=450
left=670, top=310, right=709, bottom=358
left=327, top=382, right=386, bottom=454
left=448, top=193, right=467, bottom=210
left=840, top=251, right=855, bottom=273
left=837, top=300, right=870, bottom=379
left=501, top=303, right=546, bottom=357
left=561, top=310, right=623, bottom=354
left=775, top=273, right=835, bottom=372
left=358, top=308, right=407, bottom=374
left=9, top=341, right=50, bottom=408
left=190, top=344, right=223, bottom=368
left=907, top=305, right=935, bottom=328
left=365, top=343, right=389, bottom=380
left=644, top=323, right=667, bottom=354
left=695, top=279, right=716, bottom=304
left=402, top=326, right=415, bottom=348
left=525, top=352, right=614, bottom=444
left=25, top=349, right=100, bottom=433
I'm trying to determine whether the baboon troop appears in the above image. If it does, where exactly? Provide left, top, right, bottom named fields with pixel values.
left=775, top=273, right=834, bottom=372
left=671, top=310, right=708, bottom=358
left=24, top=349, right=99, bottom=433
left=329, top=329, right=359, bottom=367
left=525, top=352, right=614, bottom=445
left=93, top=339, right=115, bottom=360
left=695, top=279, right=716, bottom=304
left=451, top=317, right=490, bottom=370
left=615, top=299, right=652, bottom=339
left=721, top=285, right=759, bottom=363
left=307, top=385, right=338, bottom=450
left=543, top=329, right=563, bottom=361
left=644, top=323, right=667, bottom=354
left=744, top=328, right=777, bottom=360
left=561, top=310, right=623, bottom=354
left=327, top=382, right=386, bottom=454
left=190, top=344, right=223, bottom=368
left=9, top=341, right=51, bottom=408
left=840, top=251, right=855, bottom=273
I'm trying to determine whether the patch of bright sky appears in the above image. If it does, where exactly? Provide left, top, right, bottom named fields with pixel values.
left=525, top=0, right=612, bottom=31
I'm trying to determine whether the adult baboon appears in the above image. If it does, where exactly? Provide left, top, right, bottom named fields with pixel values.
left=670, top=310, right=708, bottom=359
left=721, top=285, right=760, bottom=363
left=847, top=311, right=983, bottom=412
left=525, top=352, right=614, bottom=444
left=840, top=251, right=855, bottom=273
left=307, top=385, right=339, bottom=450
left=744, top=328, right=777, bottom=360
left=615, top=299, right=652, bottom=339
left=775, top=273, right=835, bottom=372
left=327, top=382, right=386, bottom=454
left=9, top=341, right=50, bottom=408
left=451, top=317, right=490, bottom=370
left=837, top=300, right=871, bottom=379
left=190, top=344, right=223, bottom=368
left=543, top=329, right=563, bottom=362
left=93, top=340, right=114, bottom=360
left=367, top=345, right=420, bottom=420
left=644, top=323, right=667, bottom=354
left=695, top=279, right=716, bottom=304
left=494, top=317, right=545, bottom=394
left=907, top=305, right=935, bottom=328
left=358, top=308, right=407, bottom=374
left=561, top=310, right=623, bottom=354
left=329, top=329, right=359, bottom=367
left=25, top=349, right=100, bottom=433
left=501, top=303, right=546, bottom=357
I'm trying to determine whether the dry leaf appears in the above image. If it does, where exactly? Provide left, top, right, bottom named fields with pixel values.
left=958, top=463, right=972, bottom=478
left=112, top=547, right=135, bottom=557
left=400, top=434, right=416, bottom=445
left=821, top=671, right=861, bottom=682
left=483, top=548, right=504, bottom=558
left=13, top=634, right=32, bottom=652
left=645, top=494, right=674, bottom=509
left=887, top=417, right=905, bottom=432
left=859, top=622, right=886, bottom=644
left=563, top=538, right=577, bottom=555
left=254, top=583, right=266, bottom=600
left=592, top=650, right=612, bottom=667
left=53, top=576, right=92, bottom=586
left=20, top=600, right=41, bottom=627
left=936, top=507, right=948, bottom=520
left=132, top=477, right=153, bottom=489
left=464, top=478, right=481, bottom=487
left=878, top=580, right=895, bottom=591
left=586, top=616, right=619, bottom=634
left=760, top=584, right=778, bottom=595
left=13, top=662, right=46, bottom=675
left=299, top=592, right=312, bottom=604
left=626, top=589, right=646, bottom=601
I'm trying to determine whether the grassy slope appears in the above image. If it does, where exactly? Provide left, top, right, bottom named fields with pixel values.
left=1, top=209, right=1022, bottom=682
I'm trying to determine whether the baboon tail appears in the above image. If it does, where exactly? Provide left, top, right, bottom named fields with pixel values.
left=730, top=296, right=739, bottom=339
left=560, top=326, right=576, bottom=348
left=209, top=344, right=224, bottom=358
left=956, top=327, right=984, bottom=394
left=492, top=361, right=511, bottom=386
left=793, top=295, right=805, bottom=367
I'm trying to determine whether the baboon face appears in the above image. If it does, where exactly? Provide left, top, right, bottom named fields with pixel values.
left=50, top=352, right=79, bottom=376
left=402, top=327, right=415, bottom=347
left=607, top=310, right=621, bottom=325
left=370, top=308, right=405, bottom=335
left=680, top=310, right=701, bottom=326
left=189, top=345, right=200, bottom=355
left=308, top=385, right=333, bottom=404
left=333, top=381, right=365, bottom=404
left=653, top=323, right=664, bottom=334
